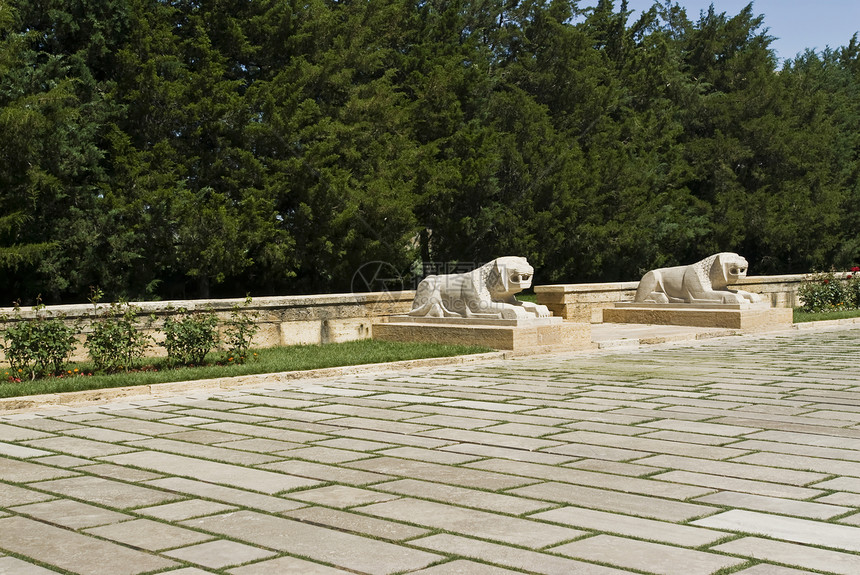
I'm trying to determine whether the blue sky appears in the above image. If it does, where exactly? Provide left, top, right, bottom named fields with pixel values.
left=615, top=0, right=860, bottom=63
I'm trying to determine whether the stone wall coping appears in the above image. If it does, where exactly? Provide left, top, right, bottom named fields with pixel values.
left=534, top=274, right=814, bottom=294
left=535, top=282, right=640, bottom=293
left=0, top=291, right=417, bottom=320
left=732, top=274, right=806, bottom=285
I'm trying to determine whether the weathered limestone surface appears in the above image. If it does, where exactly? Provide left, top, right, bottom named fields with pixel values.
left=407, top=257, right=551, bottom=320
left=536, top=274, right=806, bottom=321
left=373, top=318, right=592, bottom=351
left=535, top=282, right=639, bottom=322
left=585, top=253, right=792, bottom=331
left=0, top=291, right=414, bottom=364
left=1, top=325, right=860, bottom=574
left=603, top=305, right=793, bottom=330
left=375, top=256, right=592, bottom=350
left=634, top=252, right=760, bottom=304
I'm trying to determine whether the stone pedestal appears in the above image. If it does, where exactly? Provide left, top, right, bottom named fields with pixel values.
left=372, top=316, right=593, bottom=352
left=603, top=302, right=793, bottom=331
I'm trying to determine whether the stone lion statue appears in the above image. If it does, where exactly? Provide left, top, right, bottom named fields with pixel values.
left=407, top=256, right=551, bottom=320
left=634, top=252, right=761, bottom=304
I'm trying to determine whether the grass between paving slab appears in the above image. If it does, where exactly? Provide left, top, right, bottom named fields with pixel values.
left=793, top=308, right=860, bottom=323
left=0, top=340, right=490, bottom=399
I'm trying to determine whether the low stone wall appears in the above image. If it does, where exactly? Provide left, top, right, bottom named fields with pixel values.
left=535, top=282, right=639, bottom=323
left=0, top=273, right=821, bottom=365
left=0, top=291, right=415, bottom=363
left=535, top=275, right=806, bottom=322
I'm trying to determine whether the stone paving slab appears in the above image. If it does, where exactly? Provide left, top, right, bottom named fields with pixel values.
left=373, top=478, right=552, bottom=514
left=34, top=453, right=95, bottom=467
left=0, top=516, right=178, bottom=574
left=164, top=539, right=277, bottom=569
left=125, top=437, right=284, bottom=464
left=346, top=456, right=537, bottom=489
left=509, top=480, right=716, bottom=522
left=3, top=325, right=860, bottom=574
left=84, top=517, right=214, bottom=551
left=0, top=483, right=55, bottom=507
left=692, top=490, right=851, bottom=520
left=0, top=457, right=79, bottom=482
left=142, top=476, right=307, bottom=513
left=9, top=499, right=133, bottom=529
left=74, top=462, right=162, bottom=481
left=285, top=483, right=398, bottom=508
left=21, top=435, right=137, bottom=457
left=468, top=458, right=714, bottom=499
left=0, top=423, right=52, bottom=441
left=227, top=555, right=355, bottom=574
left=732, top=566, right=822, bottom=575
left=259, top=458, right=394, bottom=485
left=0, top=441, right=49, bottom=458
left=180, top=510, right=442, bottom=574
left=408, top=560, right=526, bottom=574
left=712, top=537, right=860, bottom=575
left=103, top=450, right=321, bottom=493
left=733, top=437, right=860, bottom=461
left=136, top=498, right=238, bottom=521
left=0, top=556, right=66, bottom=574
left=283, top=505, right=432, bottom=540
left=651, top=469, right=824, bottom=499
left=440, top=442, right=578, bottom=464
left=530, top=506, right=729, bottom=547
left=693, top=509, right=860, bottom=552
left=632, top=453, right=829, bottom=485
left=32, top=475, right=184, bottom=509
left=412, top=533, right=634, bottom=575
left=357, top=497, right=586, bottom=548
left=549, top=534, right=745, bottom=575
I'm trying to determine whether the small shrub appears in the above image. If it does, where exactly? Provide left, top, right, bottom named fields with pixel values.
left=162, top=307, right=219, bottom=366
left=85, top=289, right=153, bottom=373
left=798, top=268, right=860, bottom=312
left=1, top=300, right=78, bottom=380
left=222, top=296, right=260, bottom=365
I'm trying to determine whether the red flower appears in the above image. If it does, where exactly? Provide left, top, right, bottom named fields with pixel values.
left=852, top=266, right=860, bottom=272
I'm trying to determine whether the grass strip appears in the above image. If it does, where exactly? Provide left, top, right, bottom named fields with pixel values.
left=0, top=339, right=491, bottom=399
left=793, top=308, right=860, bottom=323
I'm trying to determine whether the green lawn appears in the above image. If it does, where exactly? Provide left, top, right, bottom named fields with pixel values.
left=516, top=292, right=537, bottom=303
left=5, top=307, right=858, bottom=401
left=0, top=339, right=491, bottom=399
left=793, top=308, right=860, bottom=323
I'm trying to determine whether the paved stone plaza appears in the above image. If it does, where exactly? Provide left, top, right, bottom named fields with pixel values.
left=2, top=325, right=860, bottom=574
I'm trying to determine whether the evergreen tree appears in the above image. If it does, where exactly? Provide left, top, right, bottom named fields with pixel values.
left=0, top=1, right=57, bottom=288
left=0, top=0, right=858, bottom=300
left=0, top=0, right=120, bottom=303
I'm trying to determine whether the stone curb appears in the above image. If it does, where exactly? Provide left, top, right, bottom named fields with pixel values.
left=3, top=318, right=859, bottom=414
left=792, top=316, right=860, bottom=329
left=0, top=352, right=507, bottom=414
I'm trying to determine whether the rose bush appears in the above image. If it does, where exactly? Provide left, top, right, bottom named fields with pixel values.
left=798, top=269, right=860, bottom=312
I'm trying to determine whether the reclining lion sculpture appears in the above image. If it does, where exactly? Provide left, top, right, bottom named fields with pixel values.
left=634, top=252, right=761, bottom=304
left=408, top=256, right=551, bottom=320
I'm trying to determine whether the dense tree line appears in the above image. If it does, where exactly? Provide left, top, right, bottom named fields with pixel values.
left=1, top=0, right=858, bottom=303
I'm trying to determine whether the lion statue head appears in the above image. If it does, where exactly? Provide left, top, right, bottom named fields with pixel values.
left=486, top=256, right=535, bottom=298
left=708, top=252, right=750, bottom=289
